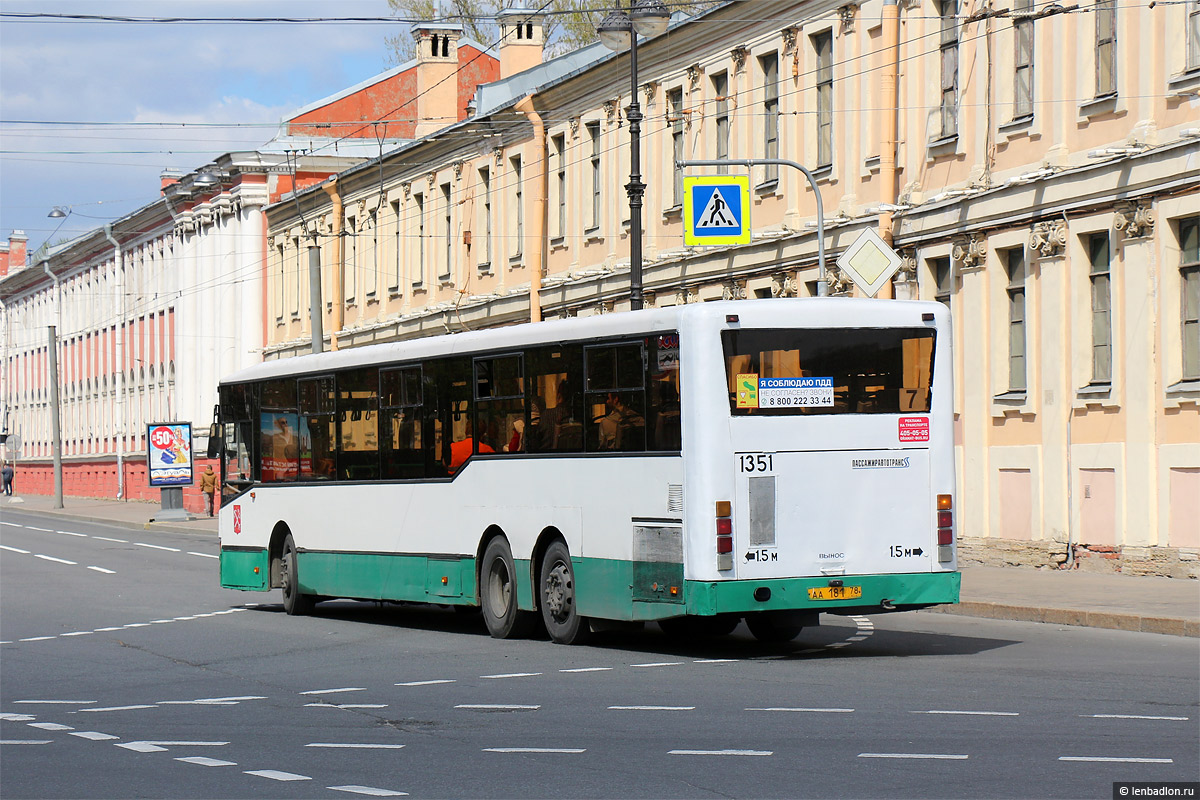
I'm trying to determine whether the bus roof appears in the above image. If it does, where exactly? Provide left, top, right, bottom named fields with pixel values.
left=221, top=297, right=947, bottom=386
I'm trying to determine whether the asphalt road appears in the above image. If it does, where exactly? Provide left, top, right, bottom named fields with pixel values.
left=2, top=508, right=1197, bottom=799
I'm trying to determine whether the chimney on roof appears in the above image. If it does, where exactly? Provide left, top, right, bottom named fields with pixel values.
left=412, top=19, right=464, bottom=139
left=2, top=230, right=28, bottom=277
left=161, top=168, right=183, bottom=194
left=496, top=6, right=545, bottom=78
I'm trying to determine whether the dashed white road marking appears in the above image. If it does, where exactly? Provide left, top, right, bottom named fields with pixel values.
left=81, top=705, right=156, bottom=713
left=609, top=705, right=694, bottom=711
left=34, top=554, right=77, bottom=565
left=0, top=520, right=20, bottom=526
left=69, top=731, right=119, bottom=741
left=133, top=542, right=180, bottom=552
left=630, top=662, right=683, bottom=668
left=694, top=659, right=739, bottom=664
left=1, top=739, right=53, bottom=745
left=305, top=703, right=389, bottom=710
left=87, top=566, right=116, bottom=574
left=1059, top=756, right=1174, bottom=763
left=19, top=636, right=57, bottom=642
left=28, top=722, right=74, bottom=731
left=62, top=631, right=95, bottom=636
left=25, top=526, right=53, bottom=532
left=1083, top=714, right=1189, bottom=721
left=307, top=743, right=407, bottom=749
left=92, top=536, right=128, bottom=543
left=481, top=672, right=541, bottom=679
left=176, top=756, right=237, bottom=767
left=484, top=747, right=586, bottom=754
left=328, top=785, right=408, bottom=797
left=559, top=667, right=612, bottom=673
left=858, top=753, right=969, bottom=760
left=158, top=696, right=266, bottom=706
left=395, top=679, right=456, bottom=687
left=300, top=687, right=366, bottom=695
left=0, top=545, right=31, bottom=554
left=455, top=704, right=540, bottom=711
left=246, top=770, right=312, bottom=781
left=15, top=700, right=95, bottom=705
left=187, top=552, right=218, bottom=559
left=669, top=749, right=773, bottom=757
left=55, top=530, right=87, bottom=537
left=916, top=710, right=1019, bottom=717
left=748, top=707, right=855, bottom=713
left=116, top=740, right=228, bottom=753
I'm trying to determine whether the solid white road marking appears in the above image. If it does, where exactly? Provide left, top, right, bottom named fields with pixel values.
left=630, top=662, right=683, bottom=668
left=858, top=753, right=969, bottom=760
left=395, top=679, right=456, bottom=686
left=0, top=545, right=31, bottom=554
left=81, top=705, right=156, bottom=713
left=916, top=710, right=1020, bottom=717
left=559, top=667, right=613, bottom=673
left=70, top=731, right=119, bottom=740
left=306, top=743, right=407, bottom=749
left=0, top=740, right=53, bottom=745
left=176, top=757, right=237, bottom=767
left=245, top=770, right=312, bottom=781
left=747, top=707, right=855, bottom=713
left=300, top=687, right=365, bottom=695
left=1084, top=714, right=1189, bottom=721
left=1058, top=756, right=1174, bottom=763
left=92, top=537, right=128, bottom=543
left=87, top=567, right=116, bottom=574
left=484, top=748, right=586, bottom=754
left=481, top=672, right=542, bottom=679
left=34, top=554, right=77, bottom=565
left=669, top=750, right=772, bottom=756
left=455, top=704, right=540, bottom=711
left=133, top=542, right=180, bottom=552
left=327, top=786, right=408, bottom=797
left=609, top=706, right=695, bottom=711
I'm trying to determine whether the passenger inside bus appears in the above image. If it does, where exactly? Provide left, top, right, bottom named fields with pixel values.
left=447, top=417, right=493, bottom=474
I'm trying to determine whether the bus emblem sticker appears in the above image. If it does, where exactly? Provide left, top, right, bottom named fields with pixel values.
left=233, top=505, right=242, bottom=535
left=758, top=377, right=834, bottom=408
left=899, top=417, right=930, bottom=442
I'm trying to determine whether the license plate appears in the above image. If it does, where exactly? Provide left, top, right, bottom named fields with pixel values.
left=807, top=586, right=863, bottom=601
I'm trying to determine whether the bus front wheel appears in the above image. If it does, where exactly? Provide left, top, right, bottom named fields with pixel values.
left=480, top=538, right=537, bottom=639
left=539, top=541, right=591, bottom=645
left=281, top=535, right=315, bottom=616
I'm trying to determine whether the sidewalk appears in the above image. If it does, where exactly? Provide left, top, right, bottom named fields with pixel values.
left=4, top=493, right=1197, bottom=638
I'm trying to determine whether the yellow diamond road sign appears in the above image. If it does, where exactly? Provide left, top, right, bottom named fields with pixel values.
left=836, top=228, right=903, bottom=297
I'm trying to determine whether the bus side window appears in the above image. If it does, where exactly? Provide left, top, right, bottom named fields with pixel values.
left=648, top=334, right=681, bottom=451
left=337, top=367, right=380, bottom=481
left=475, top=354, right=524, bottom=457
left=381, top=367, right=424, bottom=479
left=298, top=376, right=336, bottom=481
left=584, top=343, right=646, bottom=452
left=526, top=345, right=584, bottom=453
left=259, top=378, right=299, bottom=483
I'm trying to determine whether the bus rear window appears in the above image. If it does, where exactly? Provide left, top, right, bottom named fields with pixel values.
left=722, top=328, right=935, bottom=415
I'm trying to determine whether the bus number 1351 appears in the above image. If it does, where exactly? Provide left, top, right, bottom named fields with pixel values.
left=739, top=453, right=774, bottom=473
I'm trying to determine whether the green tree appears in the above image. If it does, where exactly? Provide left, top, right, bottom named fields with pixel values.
left=386, top=1, right=723, bottom=64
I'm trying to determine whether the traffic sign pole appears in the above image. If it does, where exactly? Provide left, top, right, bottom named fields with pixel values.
left=678, top=159, right=827, bottom=295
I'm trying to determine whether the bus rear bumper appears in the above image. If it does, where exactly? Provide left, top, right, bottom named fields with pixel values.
left=685, top=571, right=960, bottom=617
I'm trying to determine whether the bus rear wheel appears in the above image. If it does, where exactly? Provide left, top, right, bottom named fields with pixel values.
left=480, top=538, right=537, bottom=639
left=539, top=541, right=591, bottom=645
left=745, top=610, right=806, bottom=643
left=281, top=534, right=315, bottom=616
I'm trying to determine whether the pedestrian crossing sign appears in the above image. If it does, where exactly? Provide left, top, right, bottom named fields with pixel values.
left=684, top=175, right=751, bottom=246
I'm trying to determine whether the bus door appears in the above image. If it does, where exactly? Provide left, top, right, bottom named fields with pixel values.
left=723, top=326, right=938, bottom=580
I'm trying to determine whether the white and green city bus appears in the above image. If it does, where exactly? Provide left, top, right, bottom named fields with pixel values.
left=216, top=298, right=959, bottom=644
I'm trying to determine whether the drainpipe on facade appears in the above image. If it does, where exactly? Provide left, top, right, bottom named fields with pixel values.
left=41, top=258, right=64, bottom=508
left=322, top=177, right=344, bottom=351
left=879, top=0, right=901, bottom=300
left=514, top=95, right=545, bottom=323
left=104, top=224, right=125, bottom=500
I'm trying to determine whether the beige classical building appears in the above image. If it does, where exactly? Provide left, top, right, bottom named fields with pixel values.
left=265, top=1, right=1199, bottom=575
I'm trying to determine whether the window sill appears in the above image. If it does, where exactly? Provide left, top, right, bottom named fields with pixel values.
left=584, top=228, right=603, bottom=245
left=999, top=114, right=1034, bottom=137
left=1076, top=382, right=1112, bottom=397
left=993, top=390, right=1027, bottom=403
left=811, top=164, right=833, bottom=183
left=1165, top=378, right=1200, bottom=396
left=1079, top=93, right=1119, bottom=119
left=1166, top=69, right=1200, bottom=97
left=927, top=136, right=959, bottom=159
left=864, top=155, right=880, bottom=174
left=991, top=390, right=1033, bottom=419
left=755, top=178, right=780, bottom=196
left=508, top=255, right=524, bottom=268
left=476, top=262, right=492, bottom=276
left=662, top=205, right=683, bottom=222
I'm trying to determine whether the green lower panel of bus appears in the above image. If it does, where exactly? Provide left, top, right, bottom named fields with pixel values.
left=297, top=551, right=478, bottom=604
left=219, top=547, right=270, bottom=591
left=682, top=570, right=961, bottom=617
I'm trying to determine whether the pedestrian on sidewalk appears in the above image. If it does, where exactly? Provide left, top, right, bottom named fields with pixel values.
left=199, top=464, right=217, bottom=516
left=1, top=460, right=13, bottom=497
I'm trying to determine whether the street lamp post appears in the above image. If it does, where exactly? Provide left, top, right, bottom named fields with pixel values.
left=598, top=1, right=670, bottom=311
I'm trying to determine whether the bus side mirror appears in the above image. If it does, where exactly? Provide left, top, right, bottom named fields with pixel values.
left=206, top=422, right=223, bottom=459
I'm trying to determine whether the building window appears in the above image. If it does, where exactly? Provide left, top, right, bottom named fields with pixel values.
left=713, top=71, right=729, bottom=169
left=1096, top=0, right=1117, bottom=97
left=1006, top=249, right=1027, bottom=392
left=813, top=31, right=833, bottom=167
left=275, top=242, right=285, bottom=320
left=1088, top=233, right=1112, bottom=384
left=587, top=122, right=601, bottom=230
left=1189, top=0, right=1200, bottom=71
left=1013, top=0, right=1034, bottom=119
left=389, top=202, right=401, bottom=292
left=668, top=88, right=685, bottom=207
left=1181, top=216, right=1200, bottom=379
left=294, top=236, right=305, bottom=313
left=510, top=156, right=523, bottom=259
left=345, top=217, right=357, bottom=303
left=760, top=53, right=779, bottom=183
left=478, top=167, right=492, bottom=269
left=932, top=257, right=953, bottom=309
left=939, top=0, right=959, bottom=139
left=440, top=183, right=453, bottom=282
left=365, top=213, right=378, bottom=299
left=412, top=193, right=425, bottom=288
left=552, top=133, right=566, bottom=238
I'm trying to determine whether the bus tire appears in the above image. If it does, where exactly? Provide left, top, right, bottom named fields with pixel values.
left=745, top=610, right=804, bottom=643
left=539, top=541, right=591, bottom=645
left=659, top=614, right=740, bottom=639
left=281, top=534, right=315, bottom=616
left=480, top=538, right=537, bottom=639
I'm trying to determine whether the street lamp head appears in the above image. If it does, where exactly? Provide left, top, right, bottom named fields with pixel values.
left=630, top=0, right=670, bottom=38
left=597, top=9, right=632, bottom=52
left=47, top=206, right=69, bottom=219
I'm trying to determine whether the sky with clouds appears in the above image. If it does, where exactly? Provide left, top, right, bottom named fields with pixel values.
left=0, top=0, right=411, bottom=255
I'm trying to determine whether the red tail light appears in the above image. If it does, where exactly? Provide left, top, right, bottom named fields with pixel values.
left=716, top=536, right=733, bottom=554
left=716, top=518, right=732, bottom=535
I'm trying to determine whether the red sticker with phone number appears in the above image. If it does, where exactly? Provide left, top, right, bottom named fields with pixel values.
left=899, top=417, right=930, bottom=442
